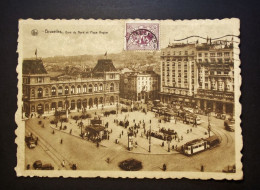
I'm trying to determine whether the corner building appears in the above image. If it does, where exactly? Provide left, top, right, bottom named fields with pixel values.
left=120, top=71, right=160, bottom=102
left=195, top=42, right=234, bottom=114
left=22, top=59, right=120, bottom=116
left=159, top=41, right=234, bottom=115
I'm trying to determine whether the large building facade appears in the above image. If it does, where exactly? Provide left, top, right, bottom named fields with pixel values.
left=120, top=70, right=160, bottom=102
left=159, top=43, right=198, bottom=106
left=159, top=40, right=234, bottom=114
left=195, top=42, right=234, bottom=114
left=22, top=59, right=120, bottom=117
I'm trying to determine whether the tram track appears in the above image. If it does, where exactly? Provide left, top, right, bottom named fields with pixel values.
left=26, top=125, right=72, bottom=170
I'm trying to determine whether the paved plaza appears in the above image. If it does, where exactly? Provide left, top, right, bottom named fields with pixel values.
left=24, top=104, right=235, bottom=172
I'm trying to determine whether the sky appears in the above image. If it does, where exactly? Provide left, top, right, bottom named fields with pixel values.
left=19, top=19, right=239, bottom=58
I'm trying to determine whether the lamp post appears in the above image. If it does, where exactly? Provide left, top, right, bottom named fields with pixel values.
left=208, top=107, right=211, bottom=137
left=149, top=120, right=151, bottom=153
left=65, top=95, right=69, bottom=119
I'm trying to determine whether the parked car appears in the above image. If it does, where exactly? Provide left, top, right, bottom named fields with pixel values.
left=110, top=110, right=116, bottom=114
left=41, top=163, right=54, bottom=170
left=25, top=136, right=36, bottom=149
left=216, top=113, right=226, bottom=120
left=222, top=165, right=236, bottom=173
left=33, top=160, right=42, bottom=169
left=224, top=118, right=235, bottom=132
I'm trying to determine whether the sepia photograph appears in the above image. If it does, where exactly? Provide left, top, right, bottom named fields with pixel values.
left=16, top=19, right=242, bottom=179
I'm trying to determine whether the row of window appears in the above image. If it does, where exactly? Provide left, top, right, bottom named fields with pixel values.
left=198, top=52, right=231, bottom=57
left=31, top=83, right=115, bottom=98
left=162, top=51, right=195, bottom=56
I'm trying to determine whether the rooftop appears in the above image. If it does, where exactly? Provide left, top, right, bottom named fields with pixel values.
left=92, top=59, right=117, bottom=73
left=22, top=59, right=48, bottom=75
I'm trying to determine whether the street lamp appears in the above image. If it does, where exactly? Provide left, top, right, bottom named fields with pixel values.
left=149, top=122, right=151, bottom=153
left=65, top=95, right=69, bottom=119
left=128, top=132, right=133, bottom=151
left=208, top=107, right=211, bottom=138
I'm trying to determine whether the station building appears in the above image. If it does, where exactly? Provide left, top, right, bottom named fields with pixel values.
left=22, top=59, right=120, bottom=117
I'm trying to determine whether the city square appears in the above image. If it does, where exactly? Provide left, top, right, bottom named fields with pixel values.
left=24, top=102, right=235, bottom=172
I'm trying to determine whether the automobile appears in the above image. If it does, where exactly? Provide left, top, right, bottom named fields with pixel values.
left=33, top=160, right=42, bottom=169
left=41, top=163, right=54, bottom=170
left=110, top=110, right=116, bottom=114
left=224, top=118, right=235, bottom=132
left=216, top=113, right=226, bottom=120
left=195, top=116, right=203, bottom=125
left=25, top=136, right=36, bottom=149
left=222, top=165, right=236, bottom=173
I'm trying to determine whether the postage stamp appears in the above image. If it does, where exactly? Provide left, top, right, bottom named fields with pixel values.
left=16, top=19, right=242, bottom=179
left=125, top=22, right=159, bottom=50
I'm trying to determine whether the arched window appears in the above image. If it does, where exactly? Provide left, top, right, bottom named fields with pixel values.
left=51, top=87, right=56, bottom=96
left=88, top=84, right=93, bottom=93
left=94, top=84, right=98, bottom=92
left=58, top=86, right=63, bottom=95
left=71, top=86, right=75, bottom=94
left=37, top=88, right=43, bottom=98
left=83, top=85, right=87, bottom=93
left=77, top=85, right=81, bottom=94
left=110, top=83, right=114, bottom=92
left=65, top=86, right=69, bottom=95
left=99, top=84, right=103, bottom=91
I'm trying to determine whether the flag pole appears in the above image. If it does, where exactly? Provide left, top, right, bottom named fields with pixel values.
left=35, top=48, right=37, bottom=60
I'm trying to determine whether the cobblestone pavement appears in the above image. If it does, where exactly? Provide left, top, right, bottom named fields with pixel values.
left=24, top=104, right=235, bottom=172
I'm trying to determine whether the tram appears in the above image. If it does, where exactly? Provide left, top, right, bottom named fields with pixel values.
left=183, top=135, right=220, bottom=156
left=183, top=139, right=207, bottom=155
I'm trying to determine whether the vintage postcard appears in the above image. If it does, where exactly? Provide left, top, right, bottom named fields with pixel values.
left=16, top=19, right=242, bottom=179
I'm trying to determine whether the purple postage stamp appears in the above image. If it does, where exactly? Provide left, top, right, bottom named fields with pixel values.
left=125, top=22, right=159, bottom=51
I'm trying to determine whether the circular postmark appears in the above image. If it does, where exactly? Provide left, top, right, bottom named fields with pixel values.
left=31, top=29, right=38, bottom=36
left=127, top=29, right=158, bottom=50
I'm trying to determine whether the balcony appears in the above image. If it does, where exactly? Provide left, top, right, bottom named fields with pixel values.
left=196, top=89, right=234, bottom=101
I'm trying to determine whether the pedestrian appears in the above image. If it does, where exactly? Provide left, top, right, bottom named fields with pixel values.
left=163, top=164, right=167, bottom=171
left=97, top=142, right=99, bottom=147
left=119, top=134, right=121, bottom=138
left=122, top=130, right=123, bottom=135
left=201, top=165, right=204, bottom=172
left=62, top=160, right=65, bottom=167
left=26, top=164, right=30, bottom=170
left=52, top=130, right=55, bottom=134
left=190, top=128, right=192, bottom=132
left=60, top=138, right=63, bottom=144
left=162, top=141, right=164, bottom=147
left=108, top=135, right=110, bottom=140
left=187, top=129, right=189, bottom=134
left=70, top=129, right=72, bottom=134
